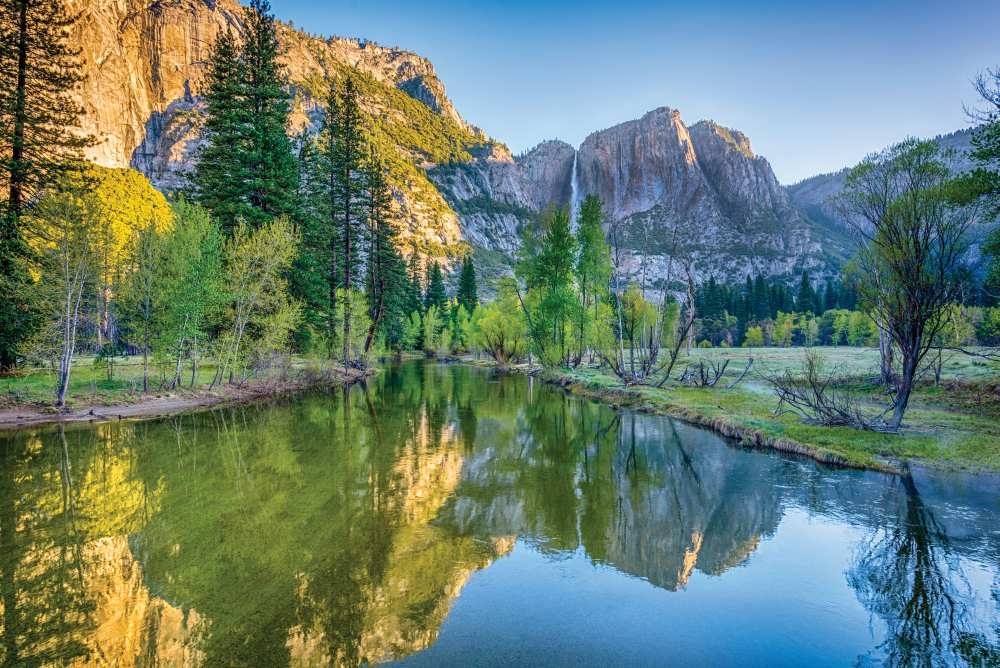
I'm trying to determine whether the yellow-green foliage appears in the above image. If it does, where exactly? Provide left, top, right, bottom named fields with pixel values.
left=83, top=166, right=172, bottom=288
left=30, top=166, right=170, bottom=272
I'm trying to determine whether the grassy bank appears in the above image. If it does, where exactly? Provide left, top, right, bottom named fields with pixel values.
left=538, top=347, right=1000, bottom=473
left=0, top=355, right=370, bottom=429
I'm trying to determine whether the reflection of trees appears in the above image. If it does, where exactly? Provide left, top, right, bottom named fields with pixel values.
left=0, top=427, right=95, bottom=666
left=438, top=382, right=786, bottom=590
left=127, top=365, right=508, bottom=666
left=847, top=469, right=999, bottom=667
left=4, top=362, right=998, bottom=667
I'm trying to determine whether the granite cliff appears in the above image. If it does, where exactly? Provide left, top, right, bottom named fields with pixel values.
left=68, top=0, right=851, bottom=282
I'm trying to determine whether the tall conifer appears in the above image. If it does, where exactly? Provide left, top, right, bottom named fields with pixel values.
left=0, top=0, right=88, bottom=370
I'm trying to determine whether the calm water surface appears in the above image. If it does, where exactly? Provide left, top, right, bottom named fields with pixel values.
left=0, top=362, right=998, bottom=667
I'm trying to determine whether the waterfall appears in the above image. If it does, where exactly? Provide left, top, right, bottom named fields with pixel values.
left=569, top=150, right=580, bottom=230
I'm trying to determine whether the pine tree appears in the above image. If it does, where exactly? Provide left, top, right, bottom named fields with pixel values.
left=406, top=253, right=424, bottom=316
left=574, top=195, right=611, bottom=360
left=425, top=261, right=447, bottom=312
left=363, top=153, right=406, bottom=354
left=192, top=29, right=248, bottom=234
left=192, top=0, right=297, bottom=234
left=290, top=136, right=333, bottom=344
left=327, top=75, right=368, bottom=363
left=457, top=256, right=479, bottom=313
left=0, top=0, right=89, bottom=371
left=753, top=275, right=770, bottom=321
left=823, top=279, right=838, bottom=313
left=796, top=270, right=816, bottom=314
left=241, top=0, right=298, bottom=226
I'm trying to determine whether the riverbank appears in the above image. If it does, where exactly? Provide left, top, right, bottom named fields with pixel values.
left=0, top=362, right=371, bottom=431
left=530, top=352, right=1000, bottom=474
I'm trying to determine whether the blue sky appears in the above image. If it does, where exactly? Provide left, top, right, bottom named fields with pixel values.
left=278, top=0, right=998, bottom=183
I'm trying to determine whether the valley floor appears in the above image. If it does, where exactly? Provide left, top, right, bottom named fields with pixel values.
left=534, top=347, right=1000, bottom=473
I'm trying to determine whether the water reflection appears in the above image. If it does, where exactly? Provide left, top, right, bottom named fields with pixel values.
left=0, top=362, right=996, bottom=667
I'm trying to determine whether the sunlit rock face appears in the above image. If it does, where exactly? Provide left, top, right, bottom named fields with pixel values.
left=68, top=0, right=474, bottom=183
left=577, top=108, right=705, bottom=220
left=66, top=0, right=478, bottom=261
left=66, top=0, right=848, bottom=281
left=574, top=108, right=840, bottom=284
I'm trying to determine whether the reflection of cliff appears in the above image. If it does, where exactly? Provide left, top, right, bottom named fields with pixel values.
left=71, top=536, right=204, bottom=667
left=0, top=374, right=513, bottom=667
left=437, top=394, right=784, bottom=591
left=598, top=416, right=784, bottom=590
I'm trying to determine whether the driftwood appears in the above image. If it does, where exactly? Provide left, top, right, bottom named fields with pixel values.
left=678, top=359, right=729, bottom=387
left=766, top=351, right=895, bottom=432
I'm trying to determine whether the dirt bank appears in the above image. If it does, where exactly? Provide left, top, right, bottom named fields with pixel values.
left=0, top=368, right=371, bottom=432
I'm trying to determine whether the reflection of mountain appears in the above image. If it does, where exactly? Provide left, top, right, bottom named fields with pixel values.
left=599, top=417, right=784, bottom=590
left=437, top=394, right=785, bottom=590
left=0, top=375, right=512, bottom=667
left=1, top=363, right=998, bottom=666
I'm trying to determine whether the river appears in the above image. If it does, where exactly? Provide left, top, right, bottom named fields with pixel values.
left=0, top=361, right=997, bottom=666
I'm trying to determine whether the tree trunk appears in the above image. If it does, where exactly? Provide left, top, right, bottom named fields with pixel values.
left=878, top=325, right=895, bottom=386
left=56, top=282, right=84, bottom=408
left=889, top=339, right=921, bottom=430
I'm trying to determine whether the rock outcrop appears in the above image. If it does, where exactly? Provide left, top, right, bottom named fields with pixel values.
left=434, top=107, right=846, bottom=285
left=66, top=0, right=853, bottom=281
left=68, top=0, right=484, bottom=260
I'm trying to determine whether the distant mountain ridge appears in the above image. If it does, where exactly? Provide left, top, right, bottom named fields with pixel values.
left=433, top=108, right=848, bottom=284
left=67, top=0, right=977, bottom=286
left=787, top=128, right=977, bottom=234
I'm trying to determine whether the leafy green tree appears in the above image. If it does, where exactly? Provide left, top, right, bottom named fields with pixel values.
left=517, top=207, right=578, bottom=365
left=424, top=261, right=447, bottom=312
left=0, top=0, right=89, bottom=371
left=151, top=200, right=225, bottom=389
left=29, top=172, right=100, bottom=405
left=574, top=195, right=611, bottom=362
left=457, top=255, right=479, bottom=313
left=743, top=325, right=764, bottom=347
left=215, top=218, right=300, bottom=385
left=119, top=224, right=163, bottom=391
left=402, top=311, right=423, bottom=351
left=841, top=139, right=974, bottom=429
left=422, top=304, right=450, bottom=357
left=82, top=166, right=172, bottom=349
left=473, top=278, right=528, bottom=369
left=450, top=303, right=473, bottom=353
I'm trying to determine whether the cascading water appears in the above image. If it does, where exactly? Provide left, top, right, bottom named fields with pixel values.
left=569, top=150, right=580, bottom=230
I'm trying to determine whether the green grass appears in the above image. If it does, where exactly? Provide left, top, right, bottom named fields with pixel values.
left=0, top=356, right=223, bottom=409
left=543, top=346, right=1000, bottom=472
